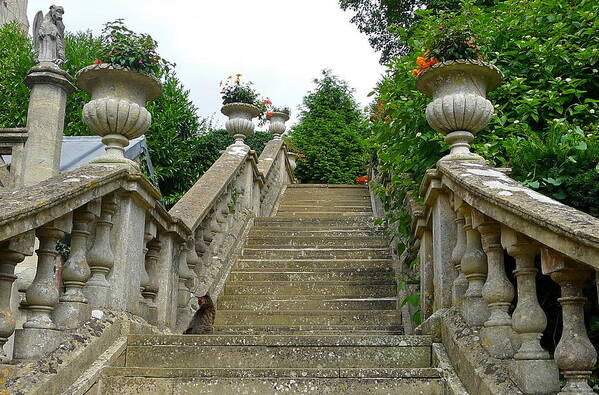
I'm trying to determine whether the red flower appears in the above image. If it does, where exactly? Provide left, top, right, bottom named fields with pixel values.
left=263, top=99, right=272, bottom=105
left=356, top=176, right=368, bottom=185
left=94, top=59, right=102, bottom=65
left=266, top=112, right=273, bottom=117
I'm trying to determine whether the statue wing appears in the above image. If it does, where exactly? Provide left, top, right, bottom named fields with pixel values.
left=32, top=11, right=43, bottom=55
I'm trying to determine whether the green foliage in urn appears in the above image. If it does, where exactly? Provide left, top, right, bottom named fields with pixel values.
left=220, top=74, right=262, bottom=106
left=272, top=106, right=291, bottom=116
left=98, top=19, right=173, bottom=76
left=0, top=22, right=35, bottom=127
left=370, top=0, right=599, bottom=218
left=287, top=70, right=368, bottom=184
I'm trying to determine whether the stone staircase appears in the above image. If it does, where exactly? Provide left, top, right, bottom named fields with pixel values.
left=95, top=185, right=446, bottom=394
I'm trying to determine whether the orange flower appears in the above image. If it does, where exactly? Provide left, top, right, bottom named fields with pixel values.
left=416, top=56, right=428, bottom=68
left=356, top=176, right=368, bottom=185
left=412, top=69, right=420, bottom=76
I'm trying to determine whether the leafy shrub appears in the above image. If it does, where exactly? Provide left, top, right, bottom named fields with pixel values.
left=372, top=0, right=599, bottom=217
left=0, top=22, right=34, bottom=128
left=287, top=70, right=368, bottom=184
left=220, top=74, right=262, bottom=106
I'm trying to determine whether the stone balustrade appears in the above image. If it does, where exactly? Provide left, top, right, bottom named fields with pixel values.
left=0, top=164, right=192, bottom=360
left=414, top=159, right=599, bottom=394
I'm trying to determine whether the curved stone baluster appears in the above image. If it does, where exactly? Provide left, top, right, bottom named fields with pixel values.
left=459, top=205, right=489, bottom=328
left=142, top=239, right=161, bottom=324
left=451, top=197, right=468, bottom=307
left=176, top=242, right=193, bottom=331
left=542, top=248, right=597, bottom=395
left=0, top=236, right=30, bottom=360
left=186, top=239, right=200, bottom=295
left=84, top=194, right=117, bottom=307
left=139, top=222, right=155, bottom=315
left=501, top=228, right=559, bottom=393
left=24, top=224, right=65, bottom=329
left=473, top=211, right=514, bottom=359
left=54, top=205, right=95, bottom=328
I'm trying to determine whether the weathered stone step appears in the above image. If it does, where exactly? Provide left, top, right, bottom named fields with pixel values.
left=124, top=345, right=430, bottom=369
left=253, top=218, right=376, bottom=230
left=236, top=258, right=393, bottom=270
left=228, top=269, right=393, bottom=283
left=224, top=281, right=396, bottom=297
left=275, top=212, right=372, bottom=219
left=249, top=230, right=381, bottom=238
left=281, top=199, right=371, bottom=204
left=278, top=206, right=372, bottom=212
left=217, top=297, right=396, bottom=311
left=245, top=236, right=388, bottom=248
left=213, top=310, right=400, bottom=326
left=127, top=334, right=431, bottom=347
left=102, top=366, right=441, bottom=379
left=210, top=325, right=403, bottom=333
left=241, top=248, right=390, bottom=259
left=99, top=376, right=444, bottom=394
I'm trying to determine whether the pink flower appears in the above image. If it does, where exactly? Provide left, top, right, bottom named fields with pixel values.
left=94, top=59, right=102, bottom=65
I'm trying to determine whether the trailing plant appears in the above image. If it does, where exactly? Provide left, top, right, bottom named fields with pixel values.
left=97, top=19, right=173, bottom=76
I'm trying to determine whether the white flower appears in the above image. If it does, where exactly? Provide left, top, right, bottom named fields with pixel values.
left=416, top=132, right=422, bottom=137
left=555, top=77, right=562, bottom=81
left=590, top=109, right=596, bottom=114
left=514, top=120, right=520, bottom=124
left=565, top=78, right=572, bottom=82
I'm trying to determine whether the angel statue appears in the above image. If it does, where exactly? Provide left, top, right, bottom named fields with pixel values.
left=32, top=5, right=65, bottom=67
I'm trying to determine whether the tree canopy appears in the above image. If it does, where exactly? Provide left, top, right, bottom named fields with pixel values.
left=287, top=70, right=368, bottom=184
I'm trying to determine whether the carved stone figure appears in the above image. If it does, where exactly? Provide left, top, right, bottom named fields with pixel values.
left=32, top=5, right=65, bottom=66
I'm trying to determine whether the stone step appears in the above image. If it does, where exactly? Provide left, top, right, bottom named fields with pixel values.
left=240, top=248, right=390, bottom=259
left=209, top=325, right=403, bottom=333
left=275, top=213, right=373, bottom=219
left=249, top=230, right=381, bottom=238
left=244, top=236, right=388, bottom=248
left=213, top=310, right=400, bottom=326
left=102, top=366, right=441, bottom=379
left=217, top=297, right=396, bottom=311
left=98, top=376, right=444, bottom=394
left=236, top=258, right=393, bottom=270
left=124, top=345, right=430, bottom=369
left=127, top=334, right=431, bottom=347
left=228, top=269, right=393, bottom=283
left=278, top=206, right=372, bottom=212
left=223, top=281, right=396, bottom=297
left=280, top=199, right=371, bottom=205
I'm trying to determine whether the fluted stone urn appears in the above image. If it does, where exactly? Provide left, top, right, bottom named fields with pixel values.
left=77, top=64, right=163, bottom=169
left=221, top=103, right=261, bottom=145
left=416, top=59, right=503, bottom=161
left=268, top=112, right=290, bottom=140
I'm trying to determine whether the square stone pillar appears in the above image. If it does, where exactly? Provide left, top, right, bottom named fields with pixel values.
left=21, top=66, right=74, bottom=186
left=108, top=192, right=146, bottom=315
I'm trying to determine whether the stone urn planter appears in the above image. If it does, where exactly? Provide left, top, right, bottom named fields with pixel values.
left=416, top=59, right=503, bottom=161
left=221, top=103, right=261, bottom=145
left=287, top=152, right=299, bottom=172
left=76, top=63, right=163, bottom=169
left=268, top=112, right=290, bottom=140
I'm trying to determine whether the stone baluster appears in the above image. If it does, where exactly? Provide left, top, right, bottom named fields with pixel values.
left=84, top=194, right=117, bottom=307
left=186, top=238, right=200, bottom=296
left=451, top=197, right=468, bottom=307
left=142, top=239, right=161, bottom=325
left=176, top=242, right=193, bottom=332
left=459, top=204, right=489, bottom=328
left=501, top=228, right=559, bottom=393
left=54, top=204, right=96, bottom=329
left=139, top=221, right=156, bottom=318
left=472, top=210, right=515, bottom=359
left=541, top=248, right=597, bottom=395
left=417, top=221, right=434, bottom=320
left=14, top=215, right=72, bottom=359
left=0, top=232, right=34, bottom=361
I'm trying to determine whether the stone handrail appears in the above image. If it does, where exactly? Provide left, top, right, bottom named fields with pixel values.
left=0, top=163, right=192, bottom=361
left=415, top=161, right=599, bottom=394
left=168, top=138, right=294, bottom=329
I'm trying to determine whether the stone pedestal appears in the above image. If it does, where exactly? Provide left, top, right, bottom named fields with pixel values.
left=509, top=359, right=560, bottom=394
left=21, top=65, right=74, bottom=186
left=52, top=301, right=92, bottom=330
left=12, top=327, right=64, bottom=359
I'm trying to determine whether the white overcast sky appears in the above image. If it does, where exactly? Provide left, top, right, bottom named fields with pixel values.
left=28, top=0, right=385, bottom=129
